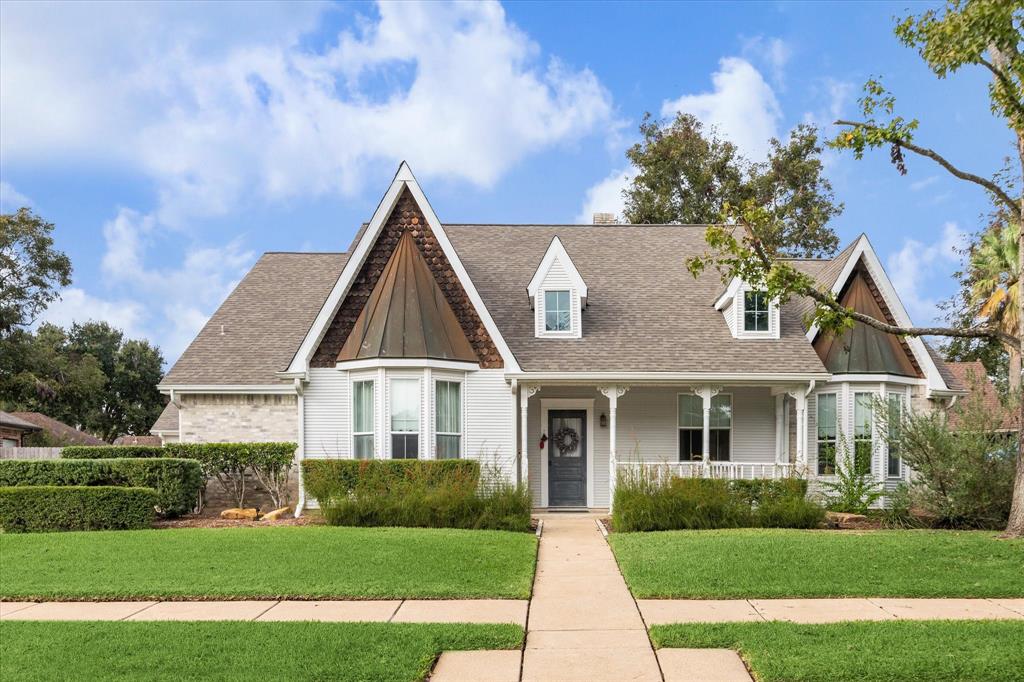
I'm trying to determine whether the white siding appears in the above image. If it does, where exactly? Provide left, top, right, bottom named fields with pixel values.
left=303, top=368, right=349, bottom=458
left=464, top=369, right=516, bottom=481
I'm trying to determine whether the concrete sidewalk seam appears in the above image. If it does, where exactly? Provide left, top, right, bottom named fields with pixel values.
left=119, top=601, right=160, bottom=621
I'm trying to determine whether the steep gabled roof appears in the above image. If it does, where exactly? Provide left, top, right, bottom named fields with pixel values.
left=150, top=402, right=179, bottom=433
left=338, top=231, right=477, bottom=363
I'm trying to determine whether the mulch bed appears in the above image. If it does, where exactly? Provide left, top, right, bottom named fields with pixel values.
left=154, top=514, right=325, bottom=529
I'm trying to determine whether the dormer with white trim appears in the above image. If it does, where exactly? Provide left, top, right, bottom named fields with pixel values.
left=528, top=237, right=587, bottom=339
left=715, top=278, right=780, bottom=339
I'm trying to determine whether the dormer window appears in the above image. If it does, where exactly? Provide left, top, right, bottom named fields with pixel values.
left=743, top=291, right=770, bottom=332
left=715, top=278, right=780, bottom=339
left=545, top=290, right=571, bottom=332
left=528, top=236, right=587, bottom=339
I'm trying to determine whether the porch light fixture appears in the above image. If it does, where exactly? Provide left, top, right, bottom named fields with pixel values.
left=599, top=413, right=607, bottom=428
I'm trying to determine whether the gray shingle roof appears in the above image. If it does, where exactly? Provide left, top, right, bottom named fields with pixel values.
left=162, top=252, right=348, bottom=385
left=445, top=224, right=827, bottom=374
left=924, top=343, right=966, bottom=392
left=150, top=402, right=180, bottom=433
left=0, top=411, right=42, bottom=432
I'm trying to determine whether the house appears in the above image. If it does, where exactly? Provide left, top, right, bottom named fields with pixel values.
left=0, top=411, right=42, bottom=447
left=8, top=412, right=106, bottom=446
left=944, top=361, right=1019, bottom=434
left=156, top=163, right=965, bottom=512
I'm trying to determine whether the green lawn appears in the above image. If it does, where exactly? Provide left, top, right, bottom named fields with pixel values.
left=0, top=621, right=522, bottom=682
left=0, top=526, right=536, bottom=600
left=650, top=620, right=1024, bottom=681
left=609, top=529, right=1024, bottom=598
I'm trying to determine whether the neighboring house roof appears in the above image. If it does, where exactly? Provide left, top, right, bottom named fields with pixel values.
left=150, top=402, right=179, bottom=433
left=0, top=411, right=42, bottom=433
left=338, top=231, right=478, bottom=363
left=162, top=252, right=349, bottom=385
left=926, top=345, right=966, bottom=392
left=114, top=434, right=163, bottom=446
left=9, top=412, right=104, bottom=445
left=444, top=224, right=828, bottom=374
left=945, top=361, right=1018, bottom=431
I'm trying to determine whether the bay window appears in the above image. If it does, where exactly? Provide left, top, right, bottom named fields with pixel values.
left=853, top=392, right=873, bottom=475
left=817, top=393, right=837, bottom=475
left=352, top=379, right=375, bottom=459
left=435, top=380, right=462, bottom=459
left=887, top=393, right=905, bottom=478
left=390, top=378, right=420, bottom=459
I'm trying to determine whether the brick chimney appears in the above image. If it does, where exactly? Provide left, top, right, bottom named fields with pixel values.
left=592, top=212, right=618, bottom=225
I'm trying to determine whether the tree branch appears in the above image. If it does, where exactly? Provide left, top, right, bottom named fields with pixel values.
left=834, top=120, right=1021, bottom=219
left=977, top=56, right=1024, bottom=122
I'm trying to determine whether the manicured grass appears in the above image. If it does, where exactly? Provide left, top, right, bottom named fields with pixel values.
left=0, top=526, right=536, bottom=600
left=609, top=529, right=1024, bottom=598
left=650, top=620, right=1024, bottom=681
left=0, top=621, right=523, bottom=682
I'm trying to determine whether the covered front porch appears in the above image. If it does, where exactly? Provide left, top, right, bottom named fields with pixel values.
left=514, top=380, right=818, bottom=510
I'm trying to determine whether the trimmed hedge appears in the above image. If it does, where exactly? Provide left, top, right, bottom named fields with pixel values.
left=61, top=446, right=166, bottom=459
left=165, top=442, right=296, bottom=509
left=0, top=459, right=203, bottom=518
left=0, top=486, right=157, bottom=532
left=613, top=473, right=823, bottom=532
left=303, top=459, right=481, bottom=501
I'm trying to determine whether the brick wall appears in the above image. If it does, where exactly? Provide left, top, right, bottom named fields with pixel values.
left=178, top=394, right=297, bottom=443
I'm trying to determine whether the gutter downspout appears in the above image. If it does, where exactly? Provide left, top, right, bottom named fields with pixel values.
left=293, top=377, right=306, bottom=518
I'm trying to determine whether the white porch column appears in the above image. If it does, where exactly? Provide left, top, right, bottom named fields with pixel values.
left=598, top=386, right=629, bottom=510
left=786, top=382, right=814, bottom=471
left=693, top=386, right=722, bottom=466
left=774, top=393, right=785, bottom=465
left=519, top=385, right=539, bottom=491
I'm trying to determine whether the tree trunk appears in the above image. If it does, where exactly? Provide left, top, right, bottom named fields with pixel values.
left=1002, top=131, right=1024, bottom=538
left=1010, top=348, right=1022, bottom=393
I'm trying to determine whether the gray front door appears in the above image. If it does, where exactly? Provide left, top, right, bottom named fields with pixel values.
left=548, top=410, right=587, bottom=507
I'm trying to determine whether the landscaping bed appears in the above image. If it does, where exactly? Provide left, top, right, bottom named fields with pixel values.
left=649, top=620, right=1024, bottom=681
left=609, top=528, right=1024, bottom=598
left=0, top=525, right=537, bottom=600
left=0, top=621, right=523, bottom=682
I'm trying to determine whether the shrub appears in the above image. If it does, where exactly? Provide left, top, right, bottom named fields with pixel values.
left=166, top=442, right=296, bottom=509
left=0, top=458, right=203, bottom=518
left=819, top=463, right=884, bottom=515
left=0, top=486, right=157, bottom=532
left=612, top=466, right=822, bottom=532
left=61, top=446, right=166, bottom=459
left=306, top=459, right=528, bottom=531
left=755, top=495, right=826, bottom=528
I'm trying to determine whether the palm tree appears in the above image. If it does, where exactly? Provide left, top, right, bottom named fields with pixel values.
left=969, top=220, right=1021, bottom=391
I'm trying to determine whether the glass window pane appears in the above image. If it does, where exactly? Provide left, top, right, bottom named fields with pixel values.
left=817, top=394, right=836, bottom=439
left=854, top=393, right=873, bottom=437
left=390, top=378, right=419, bottom=432
left=353, top=380, right=373, bottom=433
left=437, top=434, right=460, bottom=459
left=709, top=430, right=730, bottom=461
left=678, top=394, right=702, bottom=428
left=436, top=381, right=460, bottom=434
left=817, top=442, right=836, bottom=475
left=544, top=290, right=571, bottom=331
left=710, top=394, right=731, bottom=428
left=678, top=429, right=702, bottom=460
left=392, top=433, right=419, bottom=459
left=354, top=434, right=374, bottom=460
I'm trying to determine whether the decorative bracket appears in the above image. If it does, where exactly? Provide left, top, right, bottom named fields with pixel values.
left=597, top=385, right=630, bottom=400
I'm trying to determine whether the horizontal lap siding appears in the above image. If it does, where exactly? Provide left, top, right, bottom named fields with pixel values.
left=464, top=369, right=516, bottom=481
left=304, top=368, right=349, bottom=459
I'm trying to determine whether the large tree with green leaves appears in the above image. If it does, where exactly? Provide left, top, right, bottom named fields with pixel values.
left=623, top=113, right=843, bottom=257
left=688, top=1, right=1024, bottom=536
left=1, top=208, right=72, bottom=336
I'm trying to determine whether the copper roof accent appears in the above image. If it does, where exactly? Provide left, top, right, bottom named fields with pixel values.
left=813, top=265, right=920, bottom=377
left=338, top=230, right=478, bottom=363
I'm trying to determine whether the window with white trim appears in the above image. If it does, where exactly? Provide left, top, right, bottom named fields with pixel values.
left=743, top=291, right=770, bottom=332
left=352, top=379, right=375, bottom=460
left=678, top=394, right=731, bottom=461
left=816, top=393, right=837, bottom=475
left=390, top=377, right=420, bottom=459
left=435, top=380, right=461, bottom=459
left=853, top=392, right=874, bottom=476
left=544, top=290, right=571, bottom=332
left=886, top=393, right=904, bottom=478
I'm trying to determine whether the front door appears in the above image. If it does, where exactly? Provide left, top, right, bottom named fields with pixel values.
left=548, top=410, right=587, bottom=507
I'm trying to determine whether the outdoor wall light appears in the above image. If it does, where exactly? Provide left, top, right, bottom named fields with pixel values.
left=599, top=413, right=607, bottom=428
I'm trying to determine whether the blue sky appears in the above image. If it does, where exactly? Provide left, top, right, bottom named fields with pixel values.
left=0, top=1, right=1013, bottom=366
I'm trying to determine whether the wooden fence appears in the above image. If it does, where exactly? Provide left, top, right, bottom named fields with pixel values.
left=0, top=447, right=63, bottom=460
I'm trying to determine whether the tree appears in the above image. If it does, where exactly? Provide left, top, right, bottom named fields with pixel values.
left=0, top=208, right=72, bottom=336
left=623, top=113, right=842, bottom=257
left=967, top=220, right=1020, bottom=390
left=688, top=1, right=1024, bottom=536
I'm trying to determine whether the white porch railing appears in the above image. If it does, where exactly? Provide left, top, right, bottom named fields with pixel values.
left=617, top=460, right=797, bottom=483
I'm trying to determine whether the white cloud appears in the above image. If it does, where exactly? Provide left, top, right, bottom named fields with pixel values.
left=1, top=1, right=613, bottom=225
left=0, top=181, right=31, bottom=210
left=741, top=36, right=791, bottom=88
left=37, top=288, right=147, bottom=340
left=661, top=58, right=781, bottom=161
left=575, top=167, right=635, bottom=223
left=886, top=222, right=967, bottom=325
left=910, top=176, right=939, bottom=192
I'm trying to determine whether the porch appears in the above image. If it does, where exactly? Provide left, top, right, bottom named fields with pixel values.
left=515, top=382, right=815, bottom=510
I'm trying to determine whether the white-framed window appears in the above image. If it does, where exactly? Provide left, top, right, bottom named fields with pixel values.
left=677, top=393, right=731, bottom=461
left=816, top=393, right=838, bottom=475
left=435, top=379, right=462, bottom=459
left=352, top=379, right=375, bottom=459
left=886, top=392, right=905, bottom=478
left=853, top=392, right=874, bottom=476
left=743, top=290, right=770, bottom=332
left=390, top=377, right=420, bottom=459
left=544, top=290, right=571, bottom=332
left=2, top=437, right=18, bottom=448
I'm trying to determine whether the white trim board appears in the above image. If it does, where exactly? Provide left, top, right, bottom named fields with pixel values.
left=286, top=162, right=521, bottom=376
left=539, top=398, right=595, bottom=509
left=157, top=384, right=296, bottom=395
left=527, top=236, right=588, bottom=303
